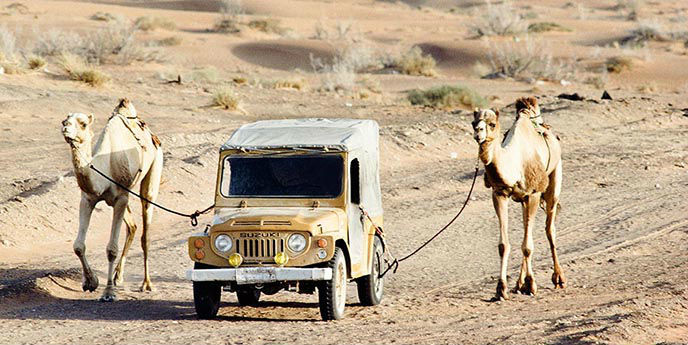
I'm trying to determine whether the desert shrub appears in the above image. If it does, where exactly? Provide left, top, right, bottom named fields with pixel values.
left=605, top=56, right=633, bottom=73
left=4, top=3, right=29, bottom=15
left=35, top=23, right=163, bottom=65
left=0, top=26, right=17, bottom=61
left=528, top=22, right=572, bottom=33
left=56, top=53, right=110, bottom=86
left=470, top=0, right=527, bottom=37
left=248, top=18, right=284, bottom=34
left=27, top=56, right=46, bottom=69
left=614, top=0, right=643, bottom=20
left=214, top=0, right=242, bottom=33
left=484, top=36, right=574, bottom=81
left=212, top=87, right=240, bottom=110
left=34, top=29, right=85, bottom=56
left=622, top=21, right=667, bottom=47
left=156, top=36, right=182, bottom=46
left=408, top=85, right=487, bottom=109
left=214, top=18, right=241, bottom=33
left=584, top=75, right=607, bottom=89
left=313, top=20, right=358, bottom=41
left=135, top=16, right=176, bottom=31
left=310, top=55, right=356, bottom=92
left=392, top=46, right=437, bottom=77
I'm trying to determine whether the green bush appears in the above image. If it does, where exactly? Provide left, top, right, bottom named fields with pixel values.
left=408, top=85, right=487, bottom=109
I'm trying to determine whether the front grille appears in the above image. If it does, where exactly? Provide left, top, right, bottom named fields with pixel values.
left=237, top=238, right=285, bottom=261
left=263, top=220, right=291, bottom=226
left=233, top=220, right=261, bottom=226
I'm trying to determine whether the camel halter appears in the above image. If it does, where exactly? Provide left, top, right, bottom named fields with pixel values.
left=67, top=116, right=214, bottom=226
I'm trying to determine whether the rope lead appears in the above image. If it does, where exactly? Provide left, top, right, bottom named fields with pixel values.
left=89, top=164, right=214, bottom=226
left=377, top=165, right=480, bottom=279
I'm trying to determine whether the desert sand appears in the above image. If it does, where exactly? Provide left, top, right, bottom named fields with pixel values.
left=0, top=0, right=687, bottom=344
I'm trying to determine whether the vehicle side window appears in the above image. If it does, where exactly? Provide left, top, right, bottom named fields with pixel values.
left=350, top=158, right=360, bottom=204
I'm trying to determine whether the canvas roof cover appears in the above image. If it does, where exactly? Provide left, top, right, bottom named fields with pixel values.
left=221, top=118, right=383, bottom=216
left=221, top=118, right=378, bottom=152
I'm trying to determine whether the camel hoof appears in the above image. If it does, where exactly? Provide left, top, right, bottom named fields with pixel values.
left=552, top=272, right=566, bottom=289
left=496, top=279, right=509, bottom=301
left=99, top=292, right=117, bottom=302
left=520, top=276, right=537, bottom=295
left=140, top=281, right=154, bottom=292
left=82, top=277, right=99, bottom=292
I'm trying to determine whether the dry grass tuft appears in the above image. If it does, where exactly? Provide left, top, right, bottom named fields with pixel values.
left=156, top=36, right=183, bottom=46
left=27, top=56, right=46, bottom=69
left=232, top=76, right=248, bottom=84
left=470, top=0, right=527, bottom=37
left=408, top=85, right=487, bottom=109
left=248, top=18, right=285, bottom=34
left=528, top=22, right=572, bottom=33
left=135, top=16, right=177, bottom=31
left=0, top=61, right=22, bottom=74
left=90, top=12, right=120, bottom=22
left=56, top=53, right=110, bottom=86
left=605, top=56, right=633, bottom=73
left=214, top=18, right=241, bottom=33
left=212, top=87, right=240, bottom=110
left=270, top=78, right=306, bottom=90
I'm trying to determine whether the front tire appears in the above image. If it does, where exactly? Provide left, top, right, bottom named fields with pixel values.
left=356, top=236, right=384, bottom=306
left=318, top=247, right=347, bottom=321
left=192, top=263, right=221, bottom=319
left=236, top=287, right=261, bottom=306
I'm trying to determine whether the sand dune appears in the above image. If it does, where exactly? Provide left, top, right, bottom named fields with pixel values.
left=231, top=39, right=334, bottom=71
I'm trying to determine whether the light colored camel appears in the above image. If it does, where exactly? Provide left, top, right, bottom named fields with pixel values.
left=472, top=96, right=566, bottom=301
left=61, top=99, right=163, bottom=302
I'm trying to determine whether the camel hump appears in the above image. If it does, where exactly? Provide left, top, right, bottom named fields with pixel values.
left=515, top=96, right=538, bottom=113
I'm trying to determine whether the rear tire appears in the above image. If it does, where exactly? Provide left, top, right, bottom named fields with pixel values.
left=318, top=247, right=347, bottom=321
left=236, top=287, right=261, bottom=306
left=356, top=236, right=384, bottom=306
left=192, top=263, right=221, bottom=319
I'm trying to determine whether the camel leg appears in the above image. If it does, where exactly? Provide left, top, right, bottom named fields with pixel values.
left=139, top=149, right=162, bottom=292
left=74, top=195, right=99, bottom=292
left=492, top=193, right=510, bottom=301
left=114, top=205, right=137, bottom=286
left=519, top=194, right=539, bottom=296
left=100, top=195, right=128, bottom=302
left=545, top=161, right=566, bottom=288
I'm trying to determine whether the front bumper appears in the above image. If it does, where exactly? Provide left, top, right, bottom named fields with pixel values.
left=186, top=267, right=332, bottom=285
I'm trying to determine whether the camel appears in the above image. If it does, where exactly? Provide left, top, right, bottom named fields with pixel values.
left=61, top=99, right=163, bottom=302
left=472, top=96, right=566, bottom=301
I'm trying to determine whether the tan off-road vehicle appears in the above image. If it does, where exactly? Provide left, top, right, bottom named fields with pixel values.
left=186, top=119, right=386, bottom=320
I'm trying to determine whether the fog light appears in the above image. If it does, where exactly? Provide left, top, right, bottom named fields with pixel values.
left=317, top=249, right=327, bottom=259
left=193, top=238, right=204, bottom=249
left=317, top=239, right=328, bottom=248
left=274, top=252, right=289, bottom=266
left=195, top=249, right=205, bottom=260
left=228, top=253, right=243, bottom=267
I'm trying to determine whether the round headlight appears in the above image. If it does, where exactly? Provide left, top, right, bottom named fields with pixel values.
left=287, top=233, right=307, bottom=253
left=214, top=234, right=233, bottom=253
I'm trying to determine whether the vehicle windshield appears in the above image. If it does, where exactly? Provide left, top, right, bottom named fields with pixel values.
left=220, top=154, right=344, bottom=198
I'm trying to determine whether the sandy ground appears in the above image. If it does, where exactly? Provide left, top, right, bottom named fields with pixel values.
left=1, top=0, right=688, bottom=344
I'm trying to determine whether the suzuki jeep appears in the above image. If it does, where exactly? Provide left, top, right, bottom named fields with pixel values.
left=186, top=118, right=386, bottom=321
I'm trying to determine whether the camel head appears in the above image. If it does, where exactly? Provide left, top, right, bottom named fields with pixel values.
left=61, top=113, right=94, bottom=146
left=472, top=108, right=500, bottom=144
left=112, top=98, right=137, bottom=118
